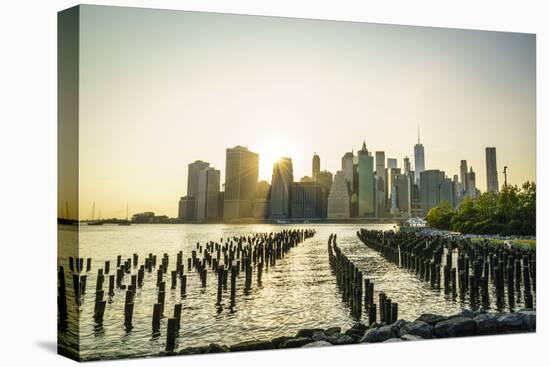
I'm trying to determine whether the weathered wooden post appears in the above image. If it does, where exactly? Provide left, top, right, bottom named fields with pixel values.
left=166, top=318, right=177, bottom=351
left=180, top=274, right=187, bottom=297
left=152, top=303, right=161, bottom=331
left=174, top=303, right=182, bottom=331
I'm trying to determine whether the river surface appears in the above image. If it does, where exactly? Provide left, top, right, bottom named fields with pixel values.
left=57, top=223, right=527, bottom=360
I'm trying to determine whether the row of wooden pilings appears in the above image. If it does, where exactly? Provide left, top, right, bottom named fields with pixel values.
left=327, top=233, right=398, bottom=326
left=357, top=229, right=535, bottom=311
left=59, top=229, right=316, bottom=351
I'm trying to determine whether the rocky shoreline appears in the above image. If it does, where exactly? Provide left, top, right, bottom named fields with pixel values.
left=154, top=309, right=535, bottom=357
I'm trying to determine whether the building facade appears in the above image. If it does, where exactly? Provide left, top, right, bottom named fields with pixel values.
left=291, top=182, right=326, bottom=219
left=196, top=167, right=220, bottom=221
left=223, top=146, right=259, bottom=221
left=419, top=169, right=445, bottom=215
left=327, top=170, right=350, bottom=219
left=312, top=153, right=320, bottom=181
left=270, top=157, right=293, bottom=219
left=485, top=147, right=499, bottom=193
left=414, top=139, right=425, bottom=185
left=358, top=142, right=375, bottom=217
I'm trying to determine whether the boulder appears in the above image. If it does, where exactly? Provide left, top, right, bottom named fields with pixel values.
left=279, top=337, right=313, bottom=349
left=229, top=340, right=275, bottom=352
left=416, top=313, right=447, bottom=326
left=390, top=319, right=407, bottom=335
left=398, top=320, right=433, bottom=339
left=497, top=313, right=524, bottom=332
left=473, top=313, right=498, bottom=335
left=360, top=325, right=394, bottom=343
left=302, top=341, right=333, bottom=348
left=325, top=327, right=341, bottom=336
left=517, top=310, right=536, bottom=331
left=345, top=323, right=368, bottom=341
left=296, top=328, right=324, bottom=338
left=400, top=334, right=424, bottom=341
left=271, top=336, right=294, bottom=348
left=312, top=331, right=329, bottom=342
left=434, top=317, right=476, bottom=338
left=327, top=332, right=343, bottom=344
left=205, top=344, right=230, bottom=353
left=333, top=334, right=355, bottom=345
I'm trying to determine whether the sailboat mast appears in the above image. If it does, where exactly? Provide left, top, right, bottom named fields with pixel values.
left=92, top=202, right=95, bottom=221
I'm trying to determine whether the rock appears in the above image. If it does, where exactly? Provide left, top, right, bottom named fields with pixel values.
left=296, top=328, right=324, bottom=338
left=279, top=337, right=313, bottom=349
left=229, top=340, right=275, bottom=352
left=417, top=313, right=447, bottom=326
left=473, top=313, right=498, bottom=335
left=325, top=327, right=341, bottom=336
left=205, top=344, right=230, bottom=353
left=345, top=323, right=368, bottom=341
left=497, top=313, right=524, bottom=332
left=360, top=325, right=394, bottom=343
left=390, top=319, right=407, bottom=335
left=271, top=336, right=294, bottom=348
left=333, top=335, right=355, bottom=345
left=312, top=331, right=329, bottom=342
left=383, top=338, right=402, bottom=343
left=517, top=310, right=536, bottom=331
left=178, top=346, right=208, bottom=355
left=455, top=309, right=475, bottom=319
left=302, top=341, right=333, bottom=348
left=434, top=317, right=476, bottom=338
left=400, top=334, right=424, bottom=341
left=327, top=332, right=343, bottom=344
left=398, top=320, right=433, bottom=339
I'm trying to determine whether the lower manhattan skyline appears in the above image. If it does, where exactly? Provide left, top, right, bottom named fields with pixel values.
left=70, top=5, right=535, bottom=219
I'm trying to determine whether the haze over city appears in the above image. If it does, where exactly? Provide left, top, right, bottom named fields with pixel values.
left=68, top=6, right=535, bottom=219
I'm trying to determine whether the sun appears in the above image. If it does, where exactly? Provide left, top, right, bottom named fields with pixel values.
left=255, top=140, right=296, bottom=182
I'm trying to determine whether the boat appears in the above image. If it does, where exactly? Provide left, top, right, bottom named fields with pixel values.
left=118, top=203, right=131, bottom=226
left=399, top=217, right=426, bottom=232
left=88, top=203, right=104, bottom=226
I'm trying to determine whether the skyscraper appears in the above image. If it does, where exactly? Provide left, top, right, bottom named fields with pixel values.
left=253, top=181, right=270, bottom=219
left=414, top=128, right=425, bottom=184
left=312, top=153, right=320, bottom=181
left=327, top=171, right=350, bottom=219
left=403, top=156, right=411, bottom=175
left=291, top=182, right=326, bottom=219
left=341, top=151, right=355, bottom=192
left=460, top=160, right=469, bottom=193
left=270, top=157, right=293, bottom=219
left=358, top=141, right=375, bottom=217
left=467, top=167, right=477, bottom=198
left=316, top=170, right=333, bottom=194
left=187, top=160, right=210, bottom=198
left=485, top=147, right=499, bottom=193
left=223, top=146, right=259, bottom=221
left=375, top=151, right=386, bottom=177
left=395, top=174, right=411, bottom=215
left=196, top=167, right=220, bottom=221
left=419, top=169, right=445, bottom=215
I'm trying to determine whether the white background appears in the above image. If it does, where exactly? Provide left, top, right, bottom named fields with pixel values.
left=0, top=0, right=547, bottom=366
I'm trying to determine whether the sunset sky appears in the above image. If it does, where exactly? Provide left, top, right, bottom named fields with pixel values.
left=73, top=5, right=535, bottom=219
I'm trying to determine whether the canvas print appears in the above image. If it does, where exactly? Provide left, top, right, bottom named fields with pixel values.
left=57, top=5, right=536, bottom=362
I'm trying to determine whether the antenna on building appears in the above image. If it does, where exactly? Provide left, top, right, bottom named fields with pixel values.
left=417, top=125, right=420, bottom=144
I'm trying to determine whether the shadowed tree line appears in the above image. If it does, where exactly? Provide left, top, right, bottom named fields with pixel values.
left=426, top=181, right=536, bottom=236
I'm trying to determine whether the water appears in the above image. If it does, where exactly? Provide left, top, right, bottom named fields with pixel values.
left=57, top=223, right=523, bottom=360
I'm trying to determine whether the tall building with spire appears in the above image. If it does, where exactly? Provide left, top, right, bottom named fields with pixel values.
left=485, top=147, right=499, bottom=193
left=467, top=166, right=477, bottom=198
left=414, top=127, right=425, bottom=185
left=460, top=160, right=469, bottom=193
left=312, top=153, right=320, bottom=181
left=358, top=141, right=375, bottom=217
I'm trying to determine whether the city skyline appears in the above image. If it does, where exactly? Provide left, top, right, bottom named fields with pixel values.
left=70, top=6, right=535, bottom=219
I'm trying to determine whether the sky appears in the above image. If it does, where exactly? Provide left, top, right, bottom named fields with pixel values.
left=73, top=5, right=535, bottom=219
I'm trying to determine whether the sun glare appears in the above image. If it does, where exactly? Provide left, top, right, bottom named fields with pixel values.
left=256, top=140, right=296, bottom=182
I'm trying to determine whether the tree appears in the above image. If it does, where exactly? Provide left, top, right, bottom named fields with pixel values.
left=426, top=200, right=453, bottom=230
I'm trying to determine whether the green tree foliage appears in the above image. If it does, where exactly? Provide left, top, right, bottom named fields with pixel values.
left=426, top=181, right=536, bottom=235
left=426, top=200, right=453, bottom=230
